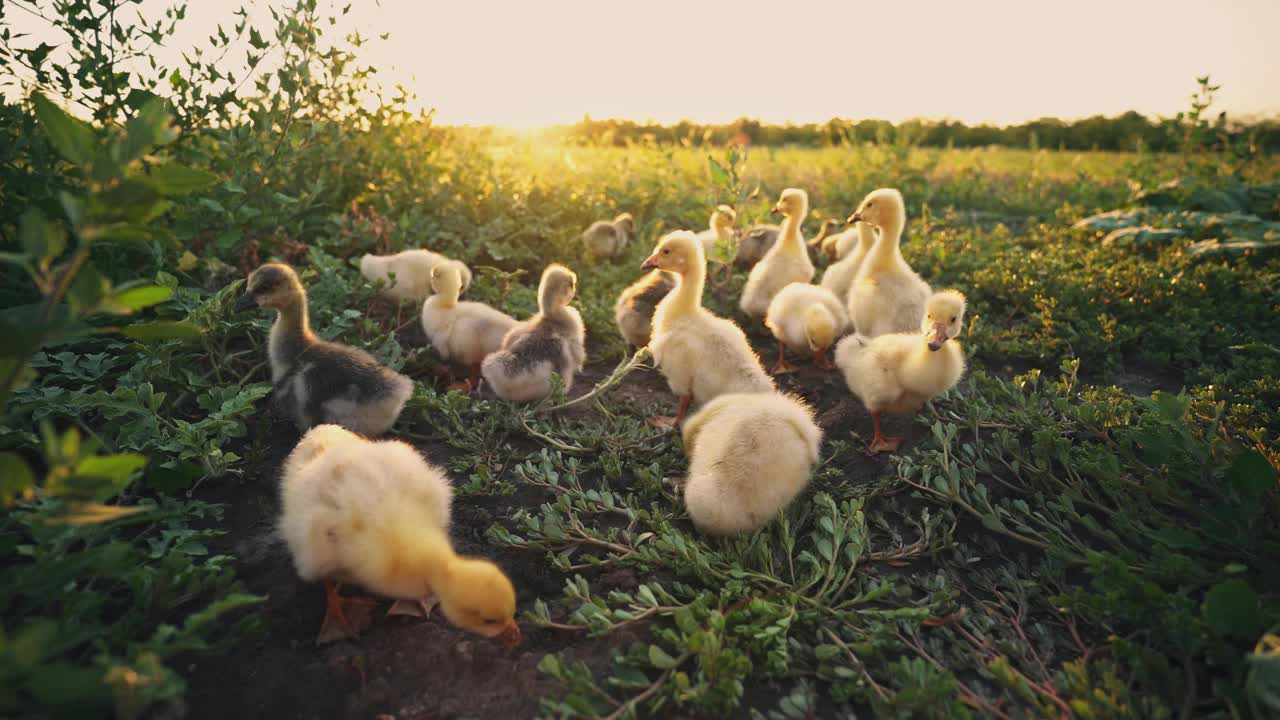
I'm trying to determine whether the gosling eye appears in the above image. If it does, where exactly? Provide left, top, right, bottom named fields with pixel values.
left=482, top=618, right=500, bottom=625
left=662, top=248, right=670, bottom=255
left=950, top=316, right=957, bottom=323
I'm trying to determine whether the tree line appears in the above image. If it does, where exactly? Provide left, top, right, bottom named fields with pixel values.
left=557, top=111, right=1280, bottom=152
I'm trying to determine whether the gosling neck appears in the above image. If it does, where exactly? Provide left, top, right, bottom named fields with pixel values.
left=392, top=522, right=456, bottom=589
left=866, top=212, right=905, bottom=270
left=857, top=222, right=877, bottom=252
left=271, top=296, right=316, bottom=356
left=667, top=258, right=706, bottom=319
left=778, top=209, right=807, bottom=257
left=434, top=283, right=460, bottom=310
left=538, top=293, right=574, bottom=324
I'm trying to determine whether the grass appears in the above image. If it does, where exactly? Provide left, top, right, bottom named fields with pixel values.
left=1, top=7, right=1278, bottom=715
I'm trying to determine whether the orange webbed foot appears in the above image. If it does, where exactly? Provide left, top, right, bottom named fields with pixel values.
left=317, top=582, right=377, bottom=645
left=866, top=433, right=903, bottom=455
left=387, top=594, right=439, bottom=618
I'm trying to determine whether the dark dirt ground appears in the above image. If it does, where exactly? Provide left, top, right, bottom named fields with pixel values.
left=181, top=316, right=932, bottom=720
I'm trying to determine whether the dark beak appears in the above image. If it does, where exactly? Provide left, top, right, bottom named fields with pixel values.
left=770, top=205, right=781, bottom=216
left=640, top=252, right=661, bottom=270
left=927, top=322, right=948, bottom=351
left=498, top=621, right=522, bottom=649
left=846, top=211, right=862, bottom=225
left=232, top=292, right=257, bottom=313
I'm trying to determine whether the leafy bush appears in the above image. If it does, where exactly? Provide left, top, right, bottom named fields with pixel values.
left=0, top=1, right=1276, bottom=718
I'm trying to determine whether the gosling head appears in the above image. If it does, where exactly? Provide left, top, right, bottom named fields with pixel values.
left=537, top=263, right=578, bottom=313
left=613, top=212, right=635, bottom=236
left=924, top=290, right=966, bottom=352
left=813, top=219, right=845, bottom=260
left=437, top=556, right=521, bottom=648
left=711, top=205, right=737, bottom=232
left=771, top=188, right=809, bottom=219
left=430, top=260, right=466, bottom=298
left=640, top=231, right=703, bottom=276
left=233, top=263, right=304, bottom=312
left=847, top=188, right=904, bottom=230
left=804, top=305, right=837, bottom=355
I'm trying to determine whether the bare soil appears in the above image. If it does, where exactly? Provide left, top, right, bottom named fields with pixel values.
left=183, top=326, right=922, bottom=720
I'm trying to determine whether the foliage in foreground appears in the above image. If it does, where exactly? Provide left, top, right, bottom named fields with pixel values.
left=0, top=1, right=1277, bottom=718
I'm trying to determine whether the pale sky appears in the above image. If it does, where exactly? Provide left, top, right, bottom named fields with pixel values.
left=6, top=0, right=1279, bottom=127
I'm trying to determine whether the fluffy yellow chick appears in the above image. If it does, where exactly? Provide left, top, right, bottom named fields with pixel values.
left=582, top=213, right=635, bottom=260
left=845, top=189, right=932, bottom=337
left=481, top=264, right=586, bottom=402
left=641, top=231, right=774, bottom=427
left=279, top=426, right=521, bottom=647
left=421, top=260, right=517, bottom=393
left=360, top=249, right=472, bottom=302
left=764, top=282, right=850, bottom=373
left=694, top=205, right=738, bottom=258
left=834, top=290, right=968, bottom=454
left=680, top=392, right=823, bottom=535
left=740, top=188, right=816, bottom=319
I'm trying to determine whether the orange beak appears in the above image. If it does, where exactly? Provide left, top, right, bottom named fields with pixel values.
left=927, top=322, right=948, bottom=351
left=498, top=621, right=522, bottom=649
left=640, top=252, right=662, bottom=270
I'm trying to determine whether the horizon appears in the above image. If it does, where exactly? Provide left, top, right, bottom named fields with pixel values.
left=4, top=0, right=1279, bottom=127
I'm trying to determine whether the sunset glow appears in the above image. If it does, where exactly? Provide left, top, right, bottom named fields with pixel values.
left=7, top=0, right=1280, bottom=127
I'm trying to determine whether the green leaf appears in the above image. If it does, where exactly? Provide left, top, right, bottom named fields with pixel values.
left=59, top=192, right=85, bottom=229
left=1227, top=450, right=1276, bottom=508
left=1151, top=527, right=1204, bottom=550
left=67, top=264, right=111, bottom=313
left=648, top=644, right=678, bottom=669
left=708, top=157, right=729, bottom=185
left=147, top=163, right=220, bottom=196
left=11, top=619, right=58, bottom=668
left=0, top=452, right=35, bottom=505
left=177, top=592, right=265, bottom=635
left=76, top=453, right=148, bottom=493
left=100, top=178, right=161, bottom=209
left=28, top=662, right=111, bottom=710
left=103, top=285, right=173, bottom=314
left=1203, top=579, right=1264, bottom=640
left=124, top=88, right=163, bottom=111
left=536, top=653, right=564, bottom=679
left=89, top=224, right=159, bottom=245
left=20, top=208, right=66, bottom=262
left=813, top=644, right=840, bottom=661
left=119, top=321, right=203, bottom=342
left=32, top=93, right=95, bottom=166
left=119, top=97, right=174, bottom=163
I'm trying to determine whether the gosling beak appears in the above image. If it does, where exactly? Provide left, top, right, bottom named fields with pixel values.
left=232, top=292, right=257, bottom=313
left=927, top=322, right=948, bottom=351
left=498, top=621, right=522, bottom=649
left=846, top=211, right=862, bottom=225
left=770, top=205, right=781, bottom=215
left=640, top=252, right=661, bottom=270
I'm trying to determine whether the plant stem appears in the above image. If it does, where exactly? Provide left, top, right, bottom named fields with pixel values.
left=539, top=346, right=652, bottom=413
left=602, top=650, right=692, bottom=720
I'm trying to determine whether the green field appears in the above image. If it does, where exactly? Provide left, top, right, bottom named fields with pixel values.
left=2, top=4, right=1280, bottom=719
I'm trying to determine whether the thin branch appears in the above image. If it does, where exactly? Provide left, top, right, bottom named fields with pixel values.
left=539, top=346, right=652, bottom=413
left=601, top=650, right=692, bottom=720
